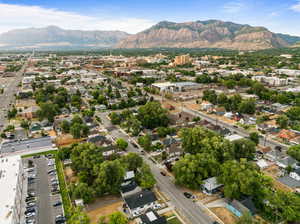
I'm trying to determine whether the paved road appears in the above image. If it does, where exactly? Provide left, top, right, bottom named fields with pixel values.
left=182, top=108, right=288, bottom=150
left=0, top=56, right=31, bottom=130
left=98, top=112, right=214, bottom=224
left=1, top=136, right=54, bottom=154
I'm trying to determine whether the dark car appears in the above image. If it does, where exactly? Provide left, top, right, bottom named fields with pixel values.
left=160, top=171, right=166, bottom=176
left=132, top=142, right=138, bottom=148
left=53, top=201, right=62, bottom=207
left=183, top=192, right=193, bottom=199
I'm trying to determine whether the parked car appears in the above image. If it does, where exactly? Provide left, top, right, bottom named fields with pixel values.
left=53, top=201, right=62, bottom=207
left=183, top=192, right=193, bottom=199
left=160, top=171, right=166, bottom=176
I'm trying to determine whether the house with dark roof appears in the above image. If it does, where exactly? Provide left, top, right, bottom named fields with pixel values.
left=139, top=210, right=167, bottom=224
left=124, top=190, right=157, bottom=217
left=226, top=197, right=257, bottom=217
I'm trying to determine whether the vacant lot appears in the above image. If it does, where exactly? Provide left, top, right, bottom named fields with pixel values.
left=210, top=207, right=238, bottom=224
left=87, top=195, right=123, bottom=224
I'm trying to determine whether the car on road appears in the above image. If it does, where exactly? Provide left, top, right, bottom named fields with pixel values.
left=183, top=192, right=193, bottom=199
left=160, top=171, right=166, bottom=176
left=53, top=201, right=62, bottom=207
left=132, top=142, right=138, bottom=148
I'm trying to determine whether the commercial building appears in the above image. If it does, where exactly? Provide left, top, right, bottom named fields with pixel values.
left=0, top=155, right=24, bottom=224
left=151, top=82, right=201, bottom=93
left=174, top=55, right=190, bottom=65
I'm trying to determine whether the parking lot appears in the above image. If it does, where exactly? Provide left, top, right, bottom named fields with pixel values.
left=22, top=154, right=65, bottom=224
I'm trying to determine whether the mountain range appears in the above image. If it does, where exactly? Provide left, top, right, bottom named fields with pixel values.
left=1, top=20, right=300, bottom=50
left=0, top=26, right=129, bottom=50
left=117, top=20, right=300, bottom=50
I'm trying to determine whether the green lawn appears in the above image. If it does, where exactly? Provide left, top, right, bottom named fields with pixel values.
left=21, top=149, right=57, bottom=158
left=167, top=217, right=182, bottom=224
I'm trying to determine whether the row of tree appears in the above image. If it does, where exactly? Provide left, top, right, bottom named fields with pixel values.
left=58, top=143, right=156, bottom=204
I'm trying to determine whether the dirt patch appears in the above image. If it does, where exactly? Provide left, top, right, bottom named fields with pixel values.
left=210, top=207, right=238, bottom=224
left=263, top=165, right=293, bottom=192
left=55, top=134, right=85, bottom=146
left=86, top=195, right=123, bottom=224
left=64, top=166, right=78, bottom=184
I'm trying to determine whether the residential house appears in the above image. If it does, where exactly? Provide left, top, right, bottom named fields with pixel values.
left=290, top=168, right=300, bottom=181
left=124, top=190, right=158, bottom=217
left=201, top=177, right=223, bottom=195
left=138, top=211, right=167, bottom=224
left=277, top=129, right=297, bottom=143
left=277, top=156, right=298, bottom=169
left=226, top=197, right=257, bottom=217
left=20, top=105, right=40, bottom=119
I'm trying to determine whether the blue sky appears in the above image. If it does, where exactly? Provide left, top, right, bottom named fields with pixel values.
left=0, top=0, right=300, bottom=35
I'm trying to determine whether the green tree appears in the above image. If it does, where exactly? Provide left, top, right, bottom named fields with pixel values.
left=116, top=138, right=128, bottom=150
left=138, top=101, right=169, bottom=129
left=218, top=159, right=272, bottom=200
left=136, top=163, right=156, bottom=189
left=70, top=123, right=82, bottom=139
left=238, top=100, right=256, bottom=114
left=108, top=212, right=128, bottom=224
left=20, top=120, right=30, bottom=129
left=287, top=145, right=300, bottom=161
left=232, top=139, right=256, bottom=160
left=249, top=132, right=259, bottom=145
left=236, top=212, right=258, bottom=224
left=61, top=120, right=70, bottom=133
left=94, top=160, right=125, bottom=195
left=37, top=102, right=59, bottom=122
left=68, top=207, right=90, bottom=224
left=265, top=191, right=300, bottom=222
left=180, top=127, right=233, bottom=162
left=109, top=112, right=121, bottom=125
left=138, top=134, right=152, bottom=151
left=173, top=153, right=220, bottom=189
left=121, top=152, right=143, bottom=171
left=7, top=107, right=18, bottom=119
left=276, top=115, right=289, bottom=129
left=70, top=182, right=95, bottom=204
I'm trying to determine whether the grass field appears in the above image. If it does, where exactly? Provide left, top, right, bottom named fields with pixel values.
left=167, top=217, right=182, bottom=224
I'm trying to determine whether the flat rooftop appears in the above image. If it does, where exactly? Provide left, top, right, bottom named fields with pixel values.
left=1, top=136, right=53, bottom=154
left=0, top=155, right=22, bottom=224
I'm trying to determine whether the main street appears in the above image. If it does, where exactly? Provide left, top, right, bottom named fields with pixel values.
left=0, top=55, right=31, bottom=130
left=182, top=107, right=288, bottom=150
left=97, top=112, right=215, bottom=224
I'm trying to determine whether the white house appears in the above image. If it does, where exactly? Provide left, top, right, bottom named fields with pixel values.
left=290, top=169, right=300, bottom=181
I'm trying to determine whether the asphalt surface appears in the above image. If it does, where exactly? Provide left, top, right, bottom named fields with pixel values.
left=24, top=156, right=64, bottom=224
left=98, top=112, right=214, bottom=224
left=1, top=136, right=53, bottom=154
left=0, top=57, right=30, bottom=131
left=35, top=157, right=52, bottom=224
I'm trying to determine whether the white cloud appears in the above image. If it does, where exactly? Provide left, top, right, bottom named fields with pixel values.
left=0, top=3, right=155, bottom=34
left=223, top=1, right=245, bottom=13
left=291, top=0, right=300, bottom=12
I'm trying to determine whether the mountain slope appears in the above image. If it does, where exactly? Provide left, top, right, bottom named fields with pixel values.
left=116, top=20, right=290, bottom=50
left=0, top=26, right=129, bottom=50
left=276, top=33, right=300, bottom=45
